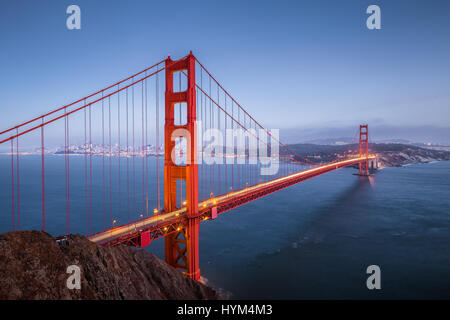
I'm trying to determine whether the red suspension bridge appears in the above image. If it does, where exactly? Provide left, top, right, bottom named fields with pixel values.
left=0, top=52, right=377, bottom=281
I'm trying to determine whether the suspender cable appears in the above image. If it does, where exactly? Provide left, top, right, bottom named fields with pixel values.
left=132, top=78, right=136, bottom=221
left=156, top=67, right=160, bottom=212
left=238, top=106, right=241, bottom=189
left=197, top=86, right=201, bottom=201
left=209, top=76, right=212, bottom=197
left=16, top=129, right=20, bottom=230
left=11, top=139, right=14, bottom=231
left=141, top=81, right=145, bottom=216
left=179, top=72, right=182, bottom=208
left=231, top=100, right=234, bottom=191
left=126, top=87, right=130, bottom=223
left=217, top=84, right=220, bottom=196
left=225, top=94, right=227, bottom=193
left=102, top=92, right=105, bottom=230
left=84, top=106, right=88, bottom=235
left=200, top=69, right=204, bottom=201
left=109, top=97, right=112, bottom=226
left=118, top=85, right=121, bottom=224
left=89, top=104, right=93, bottom=234
left=65, top=113, right=70, bottom=234
left=145, top=77, right=149, bottom=216
left=41, top=118, right=45, bottom=231
left=64, top=115, right=67, bottom=233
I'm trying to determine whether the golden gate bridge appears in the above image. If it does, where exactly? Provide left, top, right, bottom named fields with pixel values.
left=0, top=52, right=377, bottom=281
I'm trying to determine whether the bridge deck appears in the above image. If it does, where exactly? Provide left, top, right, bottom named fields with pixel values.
left=88, top=156, right=376, bottom=246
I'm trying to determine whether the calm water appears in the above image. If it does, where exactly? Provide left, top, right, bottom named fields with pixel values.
left=1, top=155, right=449, bottom=299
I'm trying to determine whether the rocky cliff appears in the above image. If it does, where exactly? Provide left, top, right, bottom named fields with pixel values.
left=0, top=231, right=219, bottom=300
left=371, top=143, right=450, bottom=167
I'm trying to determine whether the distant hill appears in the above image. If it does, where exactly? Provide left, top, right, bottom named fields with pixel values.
left=287, top=143, right=450, bottom=167
left=304, top=137, right=354, bottom=145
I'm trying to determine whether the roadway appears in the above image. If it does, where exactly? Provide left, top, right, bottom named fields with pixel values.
left=88, top=155, right=376, bottom=245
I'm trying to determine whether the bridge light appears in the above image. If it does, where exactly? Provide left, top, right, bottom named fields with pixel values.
left=177, top=227, right=181, bottom=231
left=175, top=213, right=179, bottom=217
left=163, top=227, right=168, bottom=231
left=183, top=200, right=187, bottom=206
left=153, top=208, right=158, bottom=214
left=112, top=219, right=117, bottom=227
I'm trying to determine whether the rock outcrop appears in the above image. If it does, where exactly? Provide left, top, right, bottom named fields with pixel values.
left=0, top=231, right=219, bottom=300
left=374, top=146, right=450, bottom=167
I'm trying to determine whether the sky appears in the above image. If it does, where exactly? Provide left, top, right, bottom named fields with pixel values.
left=0, top=0, right=449, bottom=143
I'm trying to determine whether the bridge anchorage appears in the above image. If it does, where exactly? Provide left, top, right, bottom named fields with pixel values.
left=0, top=51, right=378, bottom=281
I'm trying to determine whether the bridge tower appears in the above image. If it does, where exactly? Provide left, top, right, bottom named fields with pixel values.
left=359, top=124, right=369, bottom=176
left=164, top=53, right=200, bottom=280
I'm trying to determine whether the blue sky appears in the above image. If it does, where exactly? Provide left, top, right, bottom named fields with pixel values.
left=1, top=0, right=449, bottom=142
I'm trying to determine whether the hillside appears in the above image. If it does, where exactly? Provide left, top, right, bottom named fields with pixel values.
left=287, top=143, right=450, bottom=167
left=0, top=231, right=219, bottom=300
